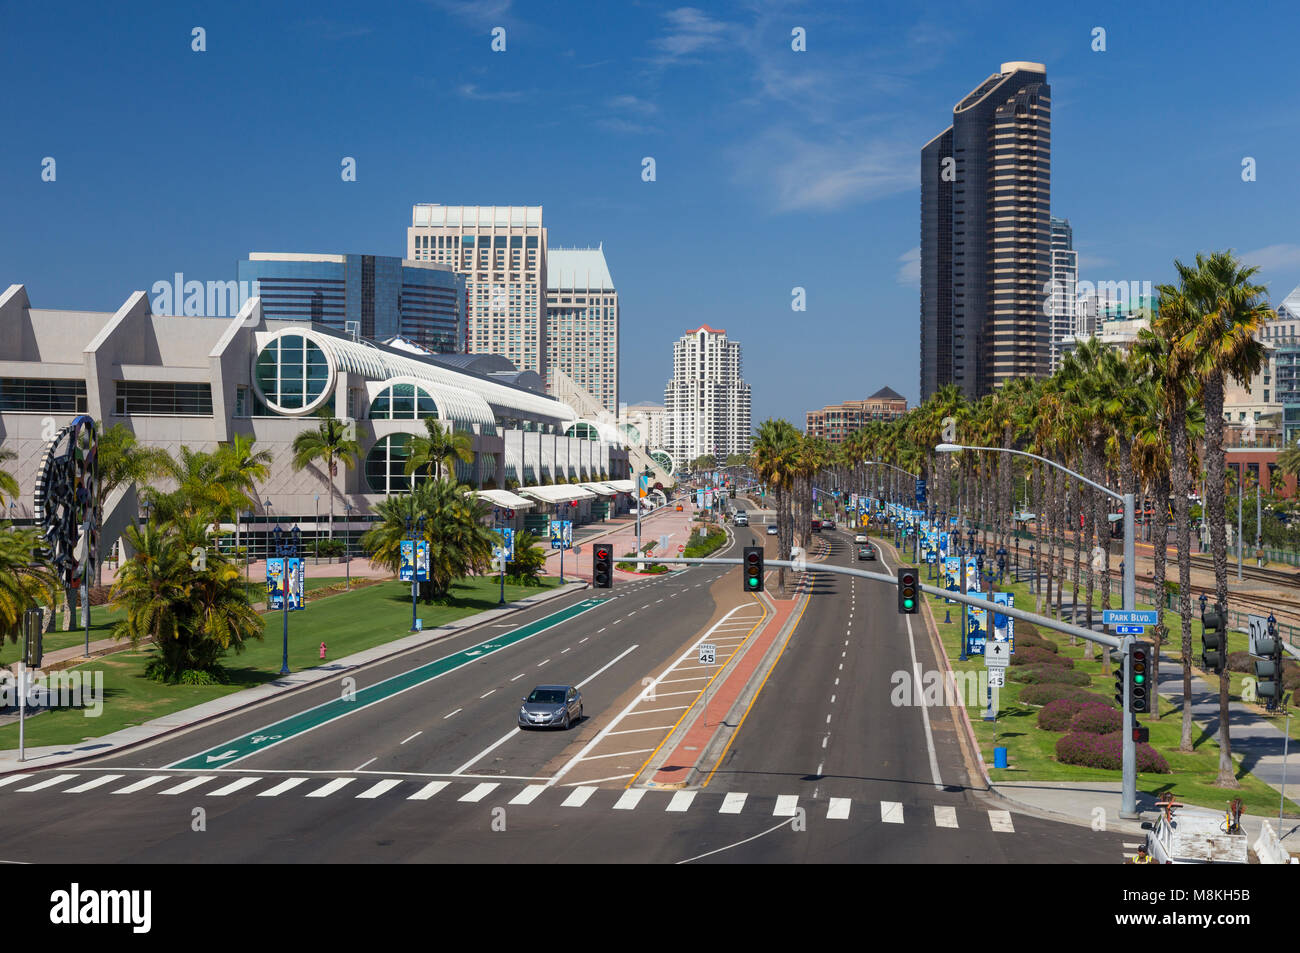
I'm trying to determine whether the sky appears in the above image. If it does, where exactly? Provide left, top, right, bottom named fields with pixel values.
left=4, top=0, right=1299, bottom=424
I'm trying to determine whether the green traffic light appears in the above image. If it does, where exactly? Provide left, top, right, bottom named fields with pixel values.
left=1134, top=673, right=1145, bottom=683
left=903, top=598, right=914, bottom=609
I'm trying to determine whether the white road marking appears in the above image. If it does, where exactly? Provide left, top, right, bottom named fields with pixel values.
left=208, top=777, right=260, bottom=796
left=827, top=798, right=852, bottom=820
left=826, top=714, right=832, bottom=724
left=459, top=783, right=499, bottom=802
left=113, top=776, right=169, bottom=794
left=655, top=689, right=705, bottom=698
left=580, top=748, right=655, bottom=761
left=357, top=779, right=403, bottom=799
left=821, top=737, right=828, bottom=749
left=562, top=786, right=598, bottom=807
left=989, top=809, right=1015, bottom=832
left=509, top=784, right=547, bottom=805
left=659, top=676, right=709, bottom=684
left=834, top=678, right=839, bottom=686
left=666, top=790, right=696, bottom=812
left=0, top=776, right=29, bottom=790
left=407, top=781, right=450, bottom=800
left=510, top=673, right=526, bottom=681
left=580, top=637, right=589, bottom=643
left=307, top=778, right=355, bottom=797
left=561, top=648, right=570, bottom=654
left=830, top=694, right=836, bottom=704
left=159, top=776, right=215, bottom=796
left=563, top=774, right=632, bottom=785
left=354, top=757, right=377, bottom=771
left=773, top=795, right=799, bottom=817
left=881, top=800, right=904, bottom=824
left=613, top=789, right=646, bottom=810
left=63, top=774, right=123, bottom=793
left=719, top=792, right=747, bottom=814
left=934, top=805, right=958, bottom=828
left=400, top=732, right=422, bottom=744
left=258, top=778, right=308, bottom=797
left=444, top=709, right=462, bottom=719
left=17, top=774, right=77, bottom=793
left=607, top=725, right=676, bottom=735
left=537, top=659, right=550, bottom=666
left=631, top=705, right=690, bottom=714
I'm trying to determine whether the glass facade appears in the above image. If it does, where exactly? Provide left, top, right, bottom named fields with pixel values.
left=369, top=382, right=439, bottom=420
left=115, top=381, right=213, bottom=416
left=254, top=333, right=330, bottom=411
left=0, top=378, right=87, bottom=412
left=365, top=433, right=421, bottom=494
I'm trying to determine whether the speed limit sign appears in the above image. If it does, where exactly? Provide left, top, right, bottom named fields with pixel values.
left=698, top=643, right=716, bottom=665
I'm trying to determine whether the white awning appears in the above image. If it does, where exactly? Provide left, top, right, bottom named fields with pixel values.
left=475, top=489, right=535, bottom=511
left=520, top=484, right=598, bottom=504
left=580, top=482, right=617, bottom=497
left=605, top=479, right=636, bottom=493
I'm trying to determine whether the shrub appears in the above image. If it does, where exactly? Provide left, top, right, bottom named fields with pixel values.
left=1037, top=698, right=1096, bottom=732
left=1010, top=646, right=1073, bottom=668
left=1282, top=663, right=1300, bottom=692
left=1009, top=665, right=1092, bottom=686
left=1015, top=633, right=1059, bottom=653
left=1055, top=732, right=1170, bottom=773
left=1226, top=651, right=1254, bottom=674
left=1069, top=704, right=1122, bottom=734
left=1019, top=684, right=1111, bottom=707
left=316, top=538, right=346, bottom=557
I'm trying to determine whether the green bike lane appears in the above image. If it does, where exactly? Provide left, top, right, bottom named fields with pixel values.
left=167, top=599, right=608, bottom=771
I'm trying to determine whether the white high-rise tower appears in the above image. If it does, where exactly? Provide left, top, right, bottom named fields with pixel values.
left=664, top=325, right=751, bottom=466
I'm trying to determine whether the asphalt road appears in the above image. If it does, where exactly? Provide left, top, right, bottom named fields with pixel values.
left=0, top=501, right=1132, bottom=863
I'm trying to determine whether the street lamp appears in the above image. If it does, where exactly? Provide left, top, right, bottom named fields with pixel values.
left=1028, top=543, right=1037, bottom=593
left=314, top=494, right=320, bottom=559
left=271, top=524, right=300, bottom=676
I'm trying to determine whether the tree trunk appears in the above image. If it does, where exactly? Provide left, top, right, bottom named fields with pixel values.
left=1171, top=398, right=1195, bottom=753
left=1152, top=473, right=1171, bottom=719
left=1202, top=369, right=1238, bottom=787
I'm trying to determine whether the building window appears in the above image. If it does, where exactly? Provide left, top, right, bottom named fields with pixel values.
left=114, top=381, right=213, bottom=416
left=364, top=433, right=429, bottom=494
left=0, top=378, right=87, bottom=413
left=254, top=333, right=329, bottom=411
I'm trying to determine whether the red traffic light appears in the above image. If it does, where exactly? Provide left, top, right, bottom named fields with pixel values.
left=570, top=500, right=578, bottom=507
left=597, top=548, right=608, bottom=559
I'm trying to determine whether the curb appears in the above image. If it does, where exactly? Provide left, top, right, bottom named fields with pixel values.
left=0, top=580, right=590, bottom=776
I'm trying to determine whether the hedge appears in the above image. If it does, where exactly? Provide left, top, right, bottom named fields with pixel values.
left=1009, top=646, right=1073, bottom=668
left=1019, top=684, right=1111, bottom=707
left=1055, top=732, right=1171, bottom=773
left=1037, top=698, right=1100, bottom=732
left=1069, top=704, right=1122, bottom=735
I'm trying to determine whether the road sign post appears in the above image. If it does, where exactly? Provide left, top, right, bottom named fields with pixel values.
left=699, top=642, right=717, bottom=726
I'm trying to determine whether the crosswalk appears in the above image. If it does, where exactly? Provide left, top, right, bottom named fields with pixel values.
left=0, top=771, right=1018, bottom=831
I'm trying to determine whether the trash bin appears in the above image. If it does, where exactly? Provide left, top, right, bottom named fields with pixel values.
left=993, top=746, right=1008, bottom=769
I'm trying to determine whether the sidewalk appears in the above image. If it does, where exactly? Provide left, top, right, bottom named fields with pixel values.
left=0, top=580, right=590, bottom=775
left=542, top=504, right=704, bottom=583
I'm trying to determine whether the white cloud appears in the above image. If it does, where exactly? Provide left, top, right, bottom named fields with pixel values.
left=457, top=84, right=526, bottom=102
left=1241, top=244, right=1300, bottom=272
left=897, top=247, right=920, bottom=286
left=731, top=129, right=916, bottom=212
left=426, top=0, right=513, bottom=24
left=606, top=94, right=658, bottom=115
left=652, top=7, right=733, bottom=60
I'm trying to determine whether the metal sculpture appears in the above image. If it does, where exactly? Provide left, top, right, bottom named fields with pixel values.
left=33, top=415, right=100, bottom=594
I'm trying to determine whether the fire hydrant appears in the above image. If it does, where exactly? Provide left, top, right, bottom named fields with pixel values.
left=319, top=641, right=327, bottom=660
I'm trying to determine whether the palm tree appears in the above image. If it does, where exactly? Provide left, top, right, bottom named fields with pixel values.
left=291, top=417, right=361, bottom=539
left=405, top=417, right=474, bottom=484
left=0, top=446, right=19, bottom=505
left=1177, top=250, right=1273, bottom=787
left=750, top=419, right=800, bottom=596
left=215, top=432, right=272, bottom=553
left=0, top=522, right=59, bottom=651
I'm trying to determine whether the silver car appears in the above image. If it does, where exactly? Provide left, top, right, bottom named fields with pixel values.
left=518, top=685, right=583, bottom=730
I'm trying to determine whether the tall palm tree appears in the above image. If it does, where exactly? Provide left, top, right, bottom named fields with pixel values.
left=0, top=521, right=59, bottom=650
left=750, top=419, right=800, bottom=596
left=405, top=417, right=475, bottom=484
left=1178, top=250, right=1273, bottom=787
left=291, top=417, right=361, bottom=539
left=215, top=432, right=273, bottom=551
left=0, top=446, right=20, bottom=505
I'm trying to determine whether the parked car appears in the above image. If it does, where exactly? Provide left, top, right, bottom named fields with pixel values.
left=518, top=685, right=583, bottom=730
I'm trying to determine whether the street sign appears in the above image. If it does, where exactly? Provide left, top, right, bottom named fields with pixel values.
left=1103, top=610, right=1158, bottom=626
left=698, top=643, right=716, bottom=665
left=1115, top=624, right=1146, bottom=635
left=987, top=669, right=1006, bottom=688
left=677, top=544, right=684, bottom=553
left=983, top=640, right=1010, bottom=668
left=1248, top=614, right=1270, bottom=657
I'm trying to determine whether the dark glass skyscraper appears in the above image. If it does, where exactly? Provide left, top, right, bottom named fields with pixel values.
left=920, top=62, right=1052, bottom=401
left=238, top=253, right=466, bottom=353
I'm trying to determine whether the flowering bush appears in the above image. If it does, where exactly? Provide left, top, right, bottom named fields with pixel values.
left=1037, top=698, right=1096, bottom=732
left=1010, top=646, right=1072, bottom=667
left=1020, top=684, right=1109, bottom=707
left=1055, top=732, right=1170, bottom=773
left=1009, top=665, right=1091, bottom=686
left=1069, top=704, right=1122, bottom=735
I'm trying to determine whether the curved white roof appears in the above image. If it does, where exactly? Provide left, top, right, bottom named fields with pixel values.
left=254, top=326, right=574, bottom=424
left=366, top=375, right=496, bottom=431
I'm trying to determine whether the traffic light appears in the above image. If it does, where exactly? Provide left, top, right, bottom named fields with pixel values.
left=1131, top=724, right=1150, bottom=743
left=1113, top=662, right=1124, bottom=708
left=743, top=546, right=764, bottom=592
left=897, top=567, right=918, bottom=614
left=1201, top=606, right=1226, bottom=675
left=593, top=546, right=612, bottom=589
left=1129, top=642, right=1151, bottom=714
left=1254, top=617, right=1283, bottom=709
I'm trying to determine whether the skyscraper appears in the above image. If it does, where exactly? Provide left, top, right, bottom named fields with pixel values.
left=1049, top=217, right=1078, bottom=371
left=237, top=253, right=466, bottom=353
left=664, top=326, right=751, bottom=465
left=921, top=62, right=1052, bottom=400
left=545, top=246, right=619, bottom=413
left=407, top=205, right=548, bottom=377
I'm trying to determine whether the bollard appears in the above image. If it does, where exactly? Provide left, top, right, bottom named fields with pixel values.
left=943, top=610, right=951, bottom=624
left=994, top=746, right=1008, bottom=769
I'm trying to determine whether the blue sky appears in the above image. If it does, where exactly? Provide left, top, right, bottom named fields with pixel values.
left=4, top=0, right=1299, bottom=424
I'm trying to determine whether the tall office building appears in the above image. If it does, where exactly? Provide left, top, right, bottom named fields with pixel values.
left=407, top=205, right=548, bottom=377
left=545, top=246, right=619, bottom=413
left=921, top=62, right=1052, bottom=400
left=1049, top=217, right=1078, bottom=371
left=663, top=325, right=751, bottom=464
left=237, top=253, right=466, bottom=353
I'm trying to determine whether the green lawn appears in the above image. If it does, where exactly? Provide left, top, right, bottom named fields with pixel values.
left=0, top=575, right=559, bottom=750
left=868, top=529, right=1300, bottom=816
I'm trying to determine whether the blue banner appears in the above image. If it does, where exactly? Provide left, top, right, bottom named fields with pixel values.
left=992, top=591, right=1015, bottom=652
left=966, top=591, right=990, bottom=655
left=943, top=556, right=961, bottom=603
